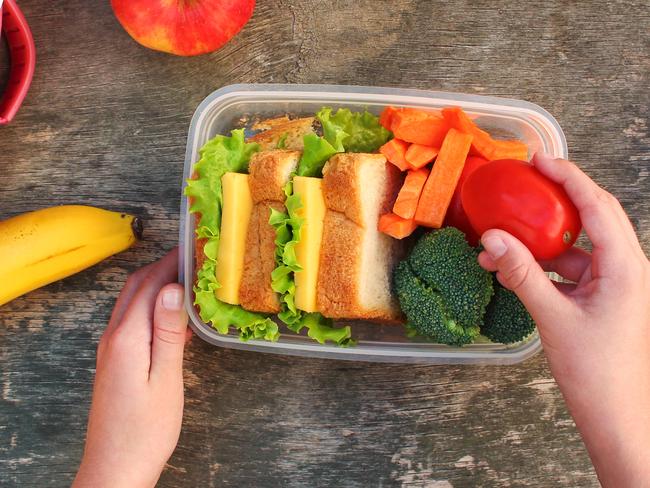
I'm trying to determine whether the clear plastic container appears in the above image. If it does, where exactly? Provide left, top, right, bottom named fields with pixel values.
left=179, top=84, right=567, bottom=364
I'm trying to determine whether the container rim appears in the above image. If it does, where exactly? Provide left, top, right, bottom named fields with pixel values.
left=187, top=83, right=567, bottom=158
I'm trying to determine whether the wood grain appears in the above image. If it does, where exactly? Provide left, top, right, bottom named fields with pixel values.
left=1, top=0, right=648, bottom=486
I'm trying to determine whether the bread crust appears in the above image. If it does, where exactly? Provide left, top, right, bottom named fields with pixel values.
left=239, top=202, right=282, bottom=313
left=188, top=173, right=207, bottom=285
left=248, top=117, right=315, bottom=151
left=316, top=211, right=363, bottom=317
left=248, top=150, right=301, bottom=203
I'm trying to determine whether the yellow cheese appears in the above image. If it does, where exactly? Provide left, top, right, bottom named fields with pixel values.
left=215, top=172, right=253, bottom=305
left=293, top=176, right=326, bottom=312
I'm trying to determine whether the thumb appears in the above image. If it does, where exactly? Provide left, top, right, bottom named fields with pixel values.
left=150, top=283, right=189, bottom=381
left=480, top=229, right=569, bottom=326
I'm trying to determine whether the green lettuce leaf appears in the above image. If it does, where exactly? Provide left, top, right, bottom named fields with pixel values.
left=276, top=132, right=289, bottom=149
left=184, top=130, right=278, bottom=342
left=297, top=133, right=343, bottom=178
left=269, top=182, right=354, bottom=346
left=296, top=107, right=390, bottom=177
left=185, top=130, right=259, bottom=239
left=270, top=183, right=304, bottom=327
left=194, top=260, right=279, bottom=341
left=317, top=107, right=391, bottom=153
left=297, top=313, right=354, bottom=346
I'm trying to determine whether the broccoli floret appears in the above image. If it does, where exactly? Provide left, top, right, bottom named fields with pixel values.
left=394, top=227, right=494, bottom=346
left=481, top=282, right=536, bottom=344
left=394, top=261, right=479, bottom=345
left=408, top=228, right=494, bottom=328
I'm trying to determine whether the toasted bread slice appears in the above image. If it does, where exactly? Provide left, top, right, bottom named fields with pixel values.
left=317, top=153, right=405, bottom=322
left=252, top=116, right=291, bottom=131
left=248, top=117, right=315, bottom=151
left=247, top=150, right=299, bottom=203
left=189, top=170, right=208, bottom=275
left=239, top=150, right=300, bottom=313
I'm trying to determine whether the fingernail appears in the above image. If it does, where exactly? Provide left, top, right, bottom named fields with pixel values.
left=482, top=235, right=508, bottom=260
left=534, top=151, right=554, bottom=165
left=162, top=287, right=183, bottom=311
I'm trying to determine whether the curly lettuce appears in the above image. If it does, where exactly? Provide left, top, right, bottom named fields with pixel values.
left=269, top=182, right=353, bottom=346
left=317, top=107, right=391, bottom=153
left=297, top=133, right=344, bottom=177
left=298, top=313, right=354, bottom=347
left=276, top=132, right=288, bottom=149
left=297, top=108, right=391, bottom=178
left=269, top=182, right=304, bottom=328
left=185, top=130, right=279, bottom=342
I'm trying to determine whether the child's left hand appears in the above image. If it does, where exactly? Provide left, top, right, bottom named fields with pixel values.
left=74, top=249, right=190, bottom=488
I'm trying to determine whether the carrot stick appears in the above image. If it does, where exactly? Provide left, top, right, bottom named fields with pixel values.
left=414, top=128, right=473, bottom=228
left=393, top=113, right=449, bottom=147
left=393, top=168, right=430, bottom=219
left=380, top=138, right=410, bottom=171
left=442, top=107, right=528, bottom=161
left=379, top=106, right=401, bottom=131
left=390, top=109, right=429, bottom=127
left=380, top=107, right=441, bottom=132
left=378, top=213, right=418, bottom=239
left=475, top=139, right=528, bottom=161
left=405, top=144, right=439, bottom=169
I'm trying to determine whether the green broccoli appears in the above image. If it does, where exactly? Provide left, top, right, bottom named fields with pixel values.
left=393, top=227, right=494, bottom=346
left=481, top=282, right=536, bottom=344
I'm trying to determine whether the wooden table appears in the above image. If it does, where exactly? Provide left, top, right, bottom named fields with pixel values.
left=1, top=1, right=648, bottom=486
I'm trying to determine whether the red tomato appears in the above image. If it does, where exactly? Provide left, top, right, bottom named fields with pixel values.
left=443, top=156, right=489, bottom=246
left=461, top=159, right=582, bottom=260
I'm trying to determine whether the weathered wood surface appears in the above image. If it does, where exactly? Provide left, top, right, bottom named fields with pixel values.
left=1, top=0, right=648, bottom=486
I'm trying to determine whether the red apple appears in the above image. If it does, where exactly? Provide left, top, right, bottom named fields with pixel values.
left=111, top=0, right=255, bottom=56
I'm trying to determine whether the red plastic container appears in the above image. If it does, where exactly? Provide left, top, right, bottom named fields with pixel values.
left=0, top=0, right=36, bottom=125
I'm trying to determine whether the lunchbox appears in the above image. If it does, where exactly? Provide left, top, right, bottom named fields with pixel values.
left=179, top=84, right=567, bottom=364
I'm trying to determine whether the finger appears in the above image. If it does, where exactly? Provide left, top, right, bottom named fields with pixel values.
left=539, top=247, right=592, bottom=283
left=150, top=283, right=188, bottom=382
left=477, top=251, right=498, bottom=271
left=532, top=153, right=630, bottom=254
left=185, top=327, right=193, bottom=344
left=105, top=261, right=156, bottom=337
left=481, top=229, right=573, bottom=327
left=483, top=242, right=591, bottom=287
left=117, top=248, right=180, bottom=344
left=552, top=280, right=577, bottom=295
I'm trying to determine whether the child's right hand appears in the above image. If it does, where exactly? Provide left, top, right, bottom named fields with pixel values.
left=478, top=152, right=650, bottom=487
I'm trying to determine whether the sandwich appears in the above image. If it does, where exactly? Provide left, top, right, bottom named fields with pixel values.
left=185, top=107, right=399, bottom=345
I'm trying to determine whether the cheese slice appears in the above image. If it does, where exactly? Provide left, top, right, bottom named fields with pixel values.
left=215, top=172, right=253, bottom=305
left=293, top=176, right=326, bottom=312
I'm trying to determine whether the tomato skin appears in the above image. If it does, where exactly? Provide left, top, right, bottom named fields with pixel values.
left=444, top=156, right=490, bottom=246
left=461, top=159, right=582, bottom=260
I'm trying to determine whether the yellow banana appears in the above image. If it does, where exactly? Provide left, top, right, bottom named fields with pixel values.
left=0, top=205, right=142, bottom=306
